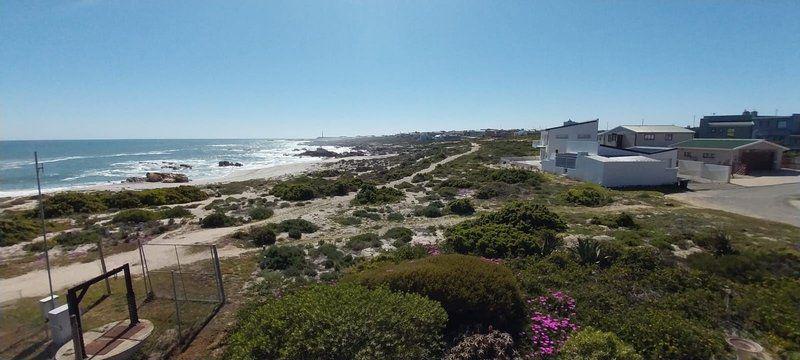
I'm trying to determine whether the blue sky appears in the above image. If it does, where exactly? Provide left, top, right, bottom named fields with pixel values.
left=1, top=1, right=799, bottom=140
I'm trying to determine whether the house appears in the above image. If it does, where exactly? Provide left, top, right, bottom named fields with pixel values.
left=537, top=120, right=678, bottom=187
left=675, top=138, right=788, bottom=174
left=697, top=110, right=800, bottom=150
left=598, top=125, right=694, bottom=148
left=535, top=119, right=598, bottom=160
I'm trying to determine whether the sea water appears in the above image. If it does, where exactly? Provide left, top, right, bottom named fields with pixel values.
left=0, top=139, right=345, bottom=196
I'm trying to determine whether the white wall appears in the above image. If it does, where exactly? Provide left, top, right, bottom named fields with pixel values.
left=542, top=121, right=598, bottom=160
left=543, top=154, right=677, bottom=187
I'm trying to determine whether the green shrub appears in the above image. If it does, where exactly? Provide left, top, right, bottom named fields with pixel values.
left=0, top=214, right=40, bottom=246
left=347, top=233, right=382, bottom=251
left=418, top=204, right=440, bottom=218
left=562, top=184, right=612, bottom=207
left=612, top=308, right=725, bottom=359
left=447, top=198, right=475, bottom=216
left=259, top=245, right=310, bottom=274
left=475, top=182, right=514, bottom=199
left=52, top=229, right=101, bottom=249
left=437, top=187, right=458, bottom=199
left=159, top=206, right=192, bottom=219
left=249, top=226, right=277, bottom=247
left=41, top=187, right=208, bottom=218
left=200, top=211, right=235, bottom=228
left=334, top=216, right=362, bottom=226
left=347, top=254, right=525, bottom=333
left=445, top=223, right=540, bottom=258
left=387, top=212, right=405, bottom=222
left=352, top=184, right=405, bottom=205
left=695, top=231, right=736, bottom=256
left=353, top=209, right=381, bottom=221
left=248, top=207, right=274, bottom=221
left=226, top=284, right=447, bottom=359
left=272, top=175, right=363, bottom=201
left=411, top=173, right=433, bottom=183
left=112, top=209, right=160, bottom=224
left=560, top=327, right=642, bottom=360
left=383, top=227, right=414, bottom=243
left=440, top=178, right=473, bottom=189
left=488, top=168, right=544, bottom=185
left=288, top=229, right=302, bottom=239
left=42, top=192, right=107, bottom=217
left=469, top=201, right=567, bottom=233
left=613, top=212, right=637, bottom=229
left=274, top=218, right=319, bottom=234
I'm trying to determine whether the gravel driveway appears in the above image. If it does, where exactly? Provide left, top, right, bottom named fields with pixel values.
left=668, top=182, right=800, bottom=228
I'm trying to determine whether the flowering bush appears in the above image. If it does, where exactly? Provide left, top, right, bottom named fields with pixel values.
left=527, top=291, right=578, bottom=358
left=445, top=330, right=520, bottom=360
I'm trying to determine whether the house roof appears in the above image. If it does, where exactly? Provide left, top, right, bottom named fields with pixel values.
left=626, top=146, right=676, bottom=154
left=674, top=138, right=788, bottom=151
left=618, top=125, right=695, bottom=133
left=586, top=155, right=660, bottom=163
left=709, top=121, right=754, bottom=127
left=542, top=119, right=598, bottom=131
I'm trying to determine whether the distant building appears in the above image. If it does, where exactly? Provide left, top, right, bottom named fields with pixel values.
left=536, top=119, right=678, bottom=187
left=697, top=111, right=800, bottom=149
left=598, top=125, right=694, bottom=148
left=675, top=138, right=787, bottom=174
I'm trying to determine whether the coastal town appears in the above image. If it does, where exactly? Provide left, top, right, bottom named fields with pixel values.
left=0, top=110, right=798, bottom=359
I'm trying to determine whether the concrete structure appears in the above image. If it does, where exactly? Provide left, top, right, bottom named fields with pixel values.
left=678, top=160, right=731, bottom=183
left=675, top=138, right=788, bottom=174
left=598, top=125, right=694, bottom=148
left=56, top=319, right=154, bottom=360
left=538, top=120, right=678, bottom=187
left=697, top=110, right=800, bottom=150
left=535, top=119, right=598, bottom=160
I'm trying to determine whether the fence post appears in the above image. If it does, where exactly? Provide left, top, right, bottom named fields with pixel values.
left=171, top=271, right=183, bottom=339
left=174, top=245, right=188, bottom=302
left=136, top=238, right=150, bottom=297
left=211, top=245, right=226, bottom=303
left=97, top=239, right=111, bottom=295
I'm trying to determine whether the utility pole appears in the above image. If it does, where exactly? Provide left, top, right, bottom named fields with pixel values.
left=35, top=152, right=55, bottom=304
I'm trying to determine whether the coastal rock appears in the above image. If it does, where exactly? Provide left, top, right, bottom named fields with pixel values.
left=145, top=172, right=189, bottom=183
left=125, top=177, right=147, bottom=183
left=218, top=161, right=243, bottom=167
left=297, top=147, right=367, bottom=158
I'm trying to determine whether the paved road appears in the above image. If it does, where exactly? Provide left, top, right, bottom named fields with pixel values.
left=668, top=182, right=800, bottom=227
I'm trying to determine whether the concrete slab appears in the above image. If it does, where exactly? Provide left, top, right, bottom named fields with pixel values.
left=56, top=319, right=154, bottom=360
left=731, top=169, right=800, bottom=187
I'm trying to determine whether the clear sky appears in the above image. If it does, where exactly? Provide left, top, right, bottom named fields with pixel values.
left=1, top=1, right=799, bottom=140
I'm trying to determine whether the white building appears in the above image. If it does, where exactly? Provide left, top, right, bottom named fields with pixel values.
left=537, top=120, right=678, bottom=187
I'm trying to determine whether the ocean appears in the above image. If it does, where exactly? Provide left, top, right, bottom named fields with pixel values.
left=0, top=139, right=346, bottom=197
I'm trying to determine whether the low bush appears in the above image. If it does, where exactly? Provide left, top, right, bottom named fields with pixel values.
left=695, top=231, right=737, bottom=256
left=248, top=226, right=277, bottom=246
left=383, top=227, right=414, bottom=243
left=200, top=211, right=236, bottom=228
left=347, top=254, right=525, bottom=333
left=559, top=327, right=642, bottom=360
left=259, top=245, right=312, bottom=276
left=475, top=182, right=515, bottom=199
left=159, top=206, right=192, bottom=219
left=562, top=184, right=613, bottom=207
left=42, top=186, right=208, bottom=217
left=334, top=216, right=362, bottom=226
left=346, top=233, right=382, bottom=251
left=352, top=209, right=381, bottom=221
left=468, top=201, right=567, bottom=233
left=112, top=209, right=161, bottom=223
left=445, top=223, right=540, bottom=258
left=488, top=168, right=545, bottom=185
left=411, top=173, right=433, bottom=183
left=437, top=186, right=458, bottom=199
left=420, top=204, right=443, bottom=218
left=447, top=198, right=475, bottom=216
left=248, top=206, right=274, bottom=221
left=52, top=229, right=102, bottom=249
left=226, top=284, right=447, bottom=359
left=386, top=212, right=405, bottom=222
left=352, top=184, right=405, bottom=205
left=0, top=214, right=40, bottom=246
left=271, top=175, right=363, bottom=201
left=288, top=229, right=302, bottom=239
left=270, top=218, right=319, bottom=234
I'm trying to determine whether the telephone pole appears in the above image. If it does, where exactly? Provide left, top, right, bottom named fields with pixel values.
left=35, top=152, right=55, bottom=303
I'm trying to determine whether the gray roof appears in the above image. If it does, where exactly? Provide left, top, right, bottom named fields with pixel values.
left=619, top=125, right=695, bottom=133
left=709, top=121, right=754, bottom=127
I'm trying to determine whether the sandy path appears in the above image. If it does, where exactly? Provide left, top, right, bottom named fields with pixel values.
left=388, top=143, right=479, bottom=187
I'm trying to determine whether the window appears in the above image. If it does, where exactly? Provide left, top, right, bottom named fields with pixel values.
left=711, top=128, right=717, bottom=133
left=555, top=134, right=569, bottom=139
left=683, top=151, right=692, bottom=157
left=664, top=133, right=673, bottom=141
left=726, top=128, right=735, bottom=138
left=778, top=120, right=787, bottom=129
left=643, top=134, right=655, bottom=140
left=611, top=134, right=618, bottom=141
left=702, top=152, right=715, bottom=159
left=577, top=134, right=591, bottom=139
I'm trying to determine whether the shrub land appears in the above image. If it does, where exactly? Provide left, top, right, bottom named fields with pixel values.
left=41, top=186, right=208, bottom=218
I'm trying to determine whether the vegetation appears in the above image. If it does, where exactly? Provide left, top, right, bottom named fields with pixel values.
left=352, top=184, right=405, bottom=205
left=235, top=225, right=277, bottom=247
left=562, top=184, right=613, bottom=206
left=271, top=175, right=362, bottom=201
left=382, top=227, right=414, bottom=244
left=559, top=327, right=642, bottom=360
left=42, top=186, right=208, bottom=217
left=226, top=284, right=447, bottom=359
left=446, top=223, right=541, bottom=258
left=347, top=254, right=525, bottom=333
left=445, top=330, right=519, bottom=360
left=111, top=206, right=192, bottom=224
left=247, top=206, right=274, bottom=221
left=200, top=211, right=236, bottom=228
left=346, top=233, right=382, bottom=251
left=0, top=213, right=40, bottom=246
left=446, top=198, right=475, bottom=215
left=259, top=245, right=313, bottom=276
left=268, top=218, right=319, bottom=234
left=51, top=228, right=102, bottom=249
